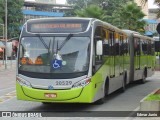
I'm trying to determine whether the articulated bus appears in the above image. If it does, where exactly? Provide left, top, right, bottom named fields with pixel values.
left=16, top=18, right=155, bottom=104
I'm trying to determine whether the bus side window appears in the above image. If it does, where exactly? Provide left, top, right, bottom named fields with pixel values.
left=123, top=36, right=128, bottom=55
left=142, top=39, right=147, bottom=55
left=109, top=32, right=115, bottom=56
left=120, top=36, right=123, bottom=55
left=147, top=41, right=152, bottom=55
left=103, top=30, right=109, bottom=56
left=134, top=38, right=140, bottom=55
left=155, top=41, right=160, bottom=55
left=151, top=41, right=155, bottom=56
left=137, top=39, right=141, bottom=55
left=115, top=33, right=119, bottom=56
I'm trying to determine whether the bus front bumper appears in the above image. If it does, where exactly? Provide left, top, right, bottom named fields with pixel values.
left=16, top=81, right=97, bottom=103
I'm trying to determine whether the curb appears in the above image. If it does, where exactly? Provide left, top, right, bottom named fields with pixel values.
left=140, top=89, right=160, bottom=111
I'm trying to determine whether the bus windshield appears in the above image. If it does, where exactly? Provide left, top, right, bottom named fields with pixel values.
left=18, top=36, right=90, bottom=79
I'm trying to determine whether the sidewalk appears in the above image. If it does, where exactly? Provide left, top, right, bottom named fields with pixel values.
left=0, top=60, right=16, bottom=71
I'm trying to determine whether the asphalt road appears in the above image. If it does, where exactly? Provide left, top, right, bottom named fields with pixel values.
left=0, top=66, right=160, bottom=119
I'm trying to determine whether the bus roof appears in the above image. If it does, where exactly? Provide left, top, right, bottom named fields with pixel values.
left=123, top=29, right=154, bottom=41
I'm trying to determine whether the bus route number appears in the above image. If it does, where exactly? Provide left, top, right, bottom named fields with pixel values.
left=55, top=81, right=72, bottom=86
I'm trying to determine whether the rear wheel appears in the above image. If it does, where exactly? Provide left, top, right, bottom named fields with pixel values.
left=141, top=73, right=146, bottom=84
left=42, top=102, right=52, bottom=104
left=140, top=69, right=147, bottom=84
left=120, top=72, right=127, bottom=92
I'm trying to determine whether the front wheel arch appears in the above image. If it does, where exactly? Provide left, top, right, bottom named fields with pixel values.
left=94, top=76, right=109, bottom=105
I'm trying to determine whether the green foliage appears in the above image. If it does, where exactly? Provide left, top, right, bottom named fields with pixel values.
left=66, top=0, right=133, bottom=17
left=75, top=4, right=107, bottom=21
left=66, top=0, right=146, bottom=33
left=145, top=94, right=160, bottom=101
left=0, top=0, right=24, bottom=39
left=111, top=2, right=146, bottom=33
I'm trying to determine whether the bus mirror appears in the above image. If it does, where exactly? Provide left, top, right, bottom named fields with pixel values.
left=96, top=40, right=103, bottom=55
left=6, top=42, right=13, bottom=57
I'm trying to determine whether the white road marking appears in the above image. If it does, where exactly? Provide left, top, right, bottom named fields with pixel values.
left=0, top=90, right=16, bottom=103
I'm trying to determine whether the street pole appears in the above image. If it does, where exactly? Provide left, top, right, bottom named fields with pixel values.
left=5, top=0, right=7, bottom=69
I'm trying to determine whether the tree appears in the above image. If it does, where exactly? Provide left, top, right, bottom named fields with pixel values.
left=140, top=0, right=148, bottom=6
left=75, top=4, right=107, bottom=21
left=66, top=0, right=133, bottom=17
left=111, top=2, right=146, bottom=33
left=0, top=0, right=24, bottom=39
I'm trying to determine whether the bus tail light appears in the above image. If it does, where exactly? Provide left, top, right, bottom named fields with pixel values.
left=16, top=76, right=31, bottom=88
left=72, top=78, right=91, bottom=89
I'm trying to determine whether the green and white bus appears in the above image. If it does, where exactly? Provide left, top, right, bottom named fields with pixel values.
left=16, top=18, right=155, bottom=104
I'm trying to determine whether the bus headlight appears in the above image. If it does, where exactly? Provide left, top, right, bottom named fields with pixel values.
left=16, top=76, right=31, bottom=88
left=72, top=78, right=91, bottom=88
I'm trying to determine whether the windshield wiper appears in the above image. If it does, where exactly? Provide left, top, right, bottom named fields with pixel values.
left=58, top=34, right=73, bottom=51
left=53, top=34, right=73, bottom=60
left=36, top=34, right=51, bottom=53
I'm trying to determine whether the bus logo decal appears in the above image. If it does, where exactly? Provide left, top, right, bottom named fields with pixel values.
left=48, top=85, right=54, bottom=90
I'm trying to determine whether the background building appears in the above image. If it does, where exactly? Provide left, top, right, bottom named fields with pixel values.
left=135, top=0, right=159, bottom=36
left=35, top=0, right=56, bottom=4
left=23, top=0, right=72, bottom=23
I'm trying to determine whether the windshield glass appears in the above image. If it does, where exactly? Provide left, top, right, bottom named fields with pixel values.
left=18, top=36, right=90, bottom=79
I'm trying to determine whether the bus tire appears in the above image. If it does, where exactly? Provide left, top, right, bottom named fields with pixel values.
left=42, top=102, right=52, bottom=104
left=120, top=72, right=127, bottom=92
left=140, top=68, right=147, bottom=84
left=95, top=78, right=109, bottom=105
left=104, top=77, right=109, bottom=96
left=95, top=97, right=105, bottom=105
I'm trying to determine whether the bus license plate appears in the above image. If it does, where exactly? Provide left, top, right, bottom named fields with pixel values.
left=44, top=93, right=57, bottom=98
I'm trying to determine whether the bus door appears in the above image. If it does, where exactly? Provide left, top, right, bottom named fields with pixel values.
left=134, top=38, right=140, bottom=70
left=109, top=31, right=115, bottom=77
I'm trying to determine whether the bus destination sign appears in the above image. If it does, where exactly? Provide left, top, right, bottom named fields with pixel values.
left=32, top=23, right=82, bottom=29
left=27, top=20, right=89, bottom=33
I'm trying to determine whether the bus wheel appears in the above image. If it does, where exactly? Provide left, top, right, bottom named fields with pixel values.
left=120, top=72, right=127, bottom=92
left=95, top=96, right=105, bottom=105
left=42, top=102, right=52, bottom=104
left=95, top=79, right=109, bottom=105
left=141, top=70, right=147, bottom=84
